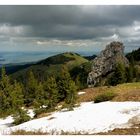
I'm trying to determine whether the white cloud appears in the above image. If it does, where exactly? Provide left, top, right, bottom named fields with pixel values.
left=0, top=24, right=30, bottom=36
left=36, top=38, right=102, bottom=49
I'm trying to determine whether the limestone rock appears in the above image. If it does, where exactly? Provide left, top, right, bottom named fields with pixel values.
left=87, top=41, right=129, bottom=86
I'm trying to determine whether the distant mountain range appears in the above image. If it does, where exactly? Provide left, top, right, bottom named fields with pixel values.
left=0, top=46, right=140, bottom=88
left=0, top=58, right=5, bottom=61
left=0, top=52, right=96, bottom=75
left=0, top=52, right=90, bottom=89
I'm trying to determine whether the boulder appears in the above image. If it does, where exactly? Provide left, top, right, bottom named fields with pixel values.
left=87, top=41, right=129, bottom=86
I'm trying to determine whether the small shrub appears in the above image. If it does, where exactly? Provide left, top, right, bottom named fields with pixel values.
left=13, top=109, right=31, bottom=125
left=34, top=107, right=55, bottom=118
left=34, top=108, right=47, bottom=118
left=94, top=92, right=116, bottom=103
left=61, top=103, right=75, bottom=111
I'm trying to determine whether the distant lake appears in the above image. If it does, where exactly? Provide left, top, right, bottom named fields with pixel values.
left=0, top=51, right=98, bottom=66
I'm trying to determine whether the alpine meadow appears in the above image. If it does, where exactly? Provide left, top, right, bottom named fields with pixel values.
left=0, top=5, right=140, bottom=135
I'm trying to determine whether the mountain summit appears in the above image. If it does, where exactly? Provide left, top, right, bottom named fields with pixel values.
left=87, top=41, right=129, bottom=86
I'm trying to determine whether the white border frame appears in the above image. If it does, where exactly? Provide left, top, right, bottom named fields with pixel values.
left=0, top=1, right=140, bottom=140
left=0, top=0, right=140, bottom=5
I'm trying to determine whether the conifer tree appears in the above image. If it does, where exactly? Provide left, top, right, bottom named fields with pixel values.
left=107, top=63, right=126, bottom=86
left=10, top=81, right=24, bottom=109
left=135, top=66, right=140, bottom=82
left=126, top=55, right=135, bottom=82
left=13, top=108, right=31, bottom=125
left=0, top=67, right=12, bottom=112
left=57, top=66, right=72, bottom=100
left=65, top=80, right=77, bottom=110
left=115, top=63, right=126, bottom=84
left=25, top=70, right=38, bottom=106
left=58, top=66, right=77, bottom=110
left=43, top=77, right=59, bottom=108
left=34, top=82, right=49, bottom=108
left=126, top=65, right=133, bottom=82
left=0, top=67, right=23, bottom=116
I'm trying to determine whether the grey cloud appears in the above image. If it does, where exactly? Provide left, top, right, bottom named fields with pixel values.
left=0, top=6, right=139, bottom=26
left=0, top=5, right=140, bottom=52
left=0, top=5, right=140, bottom=40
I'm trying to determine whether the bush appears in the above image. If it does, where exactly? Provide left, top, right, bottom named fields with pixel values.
left=107, top=63, right=126, bottom=86
left=34, top=108, right=47, bottom=118
left=61, top=103, right=74, bottom=111
left=94, top=92, right=116, bottom=103
left=34, top=107, right=55, bottom=118
left=13, top=109, right=31, bottom=125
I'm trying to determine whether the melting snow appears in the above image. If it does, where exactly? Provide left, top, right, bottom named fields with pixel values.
left=0, top=116, right=14, bottom=135
left=27, top=109, right=35, bottom=119
left=78, top=92, right=86, bottom=95
left=0, top=101, right=140, bottom=135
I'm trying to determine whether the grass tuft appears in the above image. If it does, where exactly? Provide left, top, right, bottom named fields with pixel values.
left=94, top=92, right=116, bottom=103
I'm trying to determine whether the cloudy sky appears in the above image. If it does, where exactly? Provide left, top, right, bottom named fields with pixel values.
left=0, top=5, right=140, bottom=53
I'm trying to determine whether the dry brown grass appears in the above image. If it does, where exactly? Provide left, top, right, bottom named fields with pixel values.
left=78, top=86, right=109, bottom=102
left=10, top=129, right=89, bottom=135
left=113, top=90, right=140, bottom=101
left=97, top=127, right=140, bottom=135
left=36, top=113, right=52, bottom=119
left=10, top=126, right=140, bottom=135
left=11, top=130, right=50, bottom=135
left=97, top=114, right=140, bottom=135
left=78, top=82, right=140, bottom=102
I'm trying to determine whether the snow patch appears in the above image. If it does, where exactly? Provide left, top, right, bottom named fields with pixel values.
left=27, top=109, right=35, bottom=118
left=78, top=91, right=86, bottom=95
left=0, top=102, right=140, bottom=135
left=0, top=116, right=14, bottom=135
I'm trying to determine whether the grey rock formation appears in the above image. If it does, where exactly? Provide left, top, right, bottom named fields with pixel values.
left=87, top=41, right=129, bottom=86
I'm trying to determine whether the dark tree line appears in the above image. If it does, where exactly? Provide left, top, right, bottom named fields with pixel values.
left=107, top=58, right=140, bottom=86
left=0, top=66, right=77, bottom=118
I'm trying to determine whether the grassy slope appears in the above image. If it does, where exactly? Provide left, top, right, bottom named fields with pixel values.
left=37, top=52, right=88, bottom=67
left=63, top=53, right=89, bottom=69
left=10, top=52, right=88, bottom=82
left=78, top=82, right=140, bottom=102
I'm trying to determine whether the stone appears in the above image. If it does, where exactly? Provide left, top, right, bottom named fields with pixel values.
left=87, top=41, right=129, bottom=86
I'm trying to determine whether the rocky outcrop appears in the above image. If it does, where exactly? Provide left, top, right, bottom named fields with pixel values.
left=87, top=41, right=129, bottom=86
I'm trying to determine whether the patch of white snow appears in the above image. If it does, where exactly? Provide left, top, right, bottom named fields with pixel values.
left=78, top=92, right=86, bottom=95
left=0, top=116, right=14, bottom=135
left=27, top=109, right=35, bottom=118
left=1, top=102, right=140, bottom=135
